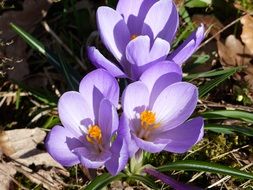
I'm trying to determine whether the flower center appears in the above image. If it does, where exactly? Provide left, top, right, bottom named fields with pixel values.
left=131, top=34, right=138, bottom=40
left=86, top=125, right=102, bottom=144
left=140, top=110, right=156, bottom=127
left=138, top=110, right=160, bottom=139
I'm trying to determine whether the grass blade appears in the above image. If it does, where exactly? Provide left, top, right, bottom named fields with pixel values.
left=157, top=160, right=253, bottom=179
left=185, top=0, right=211, bottom=8
left=14, top=80, right=57, bottom=106
left=10, top=23, right=60, bottom=69
left=185, top=67, right=239, bottom=80
left=10, top=23, right=80, bottom=90
left=84, top=173, right=126, bottom=190
left=58, top=52, right=79, bottom=90
left=199, top=68, right=237, bottom=98
left=202, top=110, right=253, bottom=123
left=128, top=174, right=160, bottom=189
left=205, top=123, right=253, bottom=136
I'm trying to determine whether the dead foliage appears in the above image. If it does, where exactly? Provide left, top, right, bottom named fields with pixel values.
left=0, top=0, right=52, bottom=81
left=0, top=128, right=69, bottom=190
left=192, top=14, right=224, bottom=37
left=217, top=14, right=253, bottom=93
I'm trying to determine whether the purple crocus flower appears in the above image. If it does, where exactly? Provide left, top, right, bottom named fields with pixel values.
left=88, top=0, right=205, bottom=80
left=120, top=61, right=204, bottom=155
left=45, top=69, right=128, bottom=175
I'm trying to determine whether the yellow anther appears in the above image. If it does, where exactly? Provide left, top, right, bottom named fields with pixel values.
left=131, top=34, right=138, bottom=40
left=86, top=125, right=102, bottom=144
left=138, top=110, right=160, bottom=139
left=140, top=110, right=156, bottom=127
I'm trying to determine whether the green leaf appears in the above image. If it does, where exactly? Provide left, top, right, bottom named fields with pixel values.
left=42, top=116, right=60, bottom=129
left=58, top=51, right=79, bottom=90
left=205, top=123, right=253, bottom=136
left=183, top=54, right=210, bottom=71
left=84, top=173, right=126, bottom=190
left=199, top=68, right=237, bottom=98
left=202, top=110, right=253, bottom=123
left=157, top=160, right=253, bottom=179
left=185, top=67, right=239, bottom=80
left=128, top=174, right=160, bottom=189
left=14, top=80, right=57, bottom=106
left=10, top=23, right=80, bottom=90
left=185, top=0, right=211, bottom=8
left=15, top=88, right=21, bottom=110
left=10, top=23, right=59, bottom=69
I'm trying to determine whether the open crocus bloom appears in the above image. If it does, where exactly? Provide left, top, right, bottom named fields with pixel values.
left=45, top=69, right=128, bottom=175
left=120, top=61, right=204, bottom=154
left=88, top=0, right=205, bottom=80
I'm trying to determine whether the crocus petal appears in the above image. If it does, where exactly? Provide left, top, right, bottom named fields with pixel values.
left=79, top=69, right=119, bottom=109
left=140, top=61, right=182, bottom=91
left=152, top=82, right=198, bottom=131
left=163, top=117, right=204, bottom=153
left=126, top=36, right=150, bottom=79
left=74, top=147, right=111, bottom=169
left=45, top=125, right=82, bottom=166
left=126, top=36, right=150, bottom=66
left=122, top=81, right=149, bottom=120
left=105, top=133, right=129, bottom=175
left=168, top=24, right=205, bottom=66
left=119, top=114, right=139, bottom=157
left=142, top=0, right=178, bottom=43
left=132, top=134, right=167, bottom=153
left=98, top=99, right=119, bottom=142
left=126, top=36, right=170, bottom=80
left=150, top=37, right=171, bottom=58
left=58, top=92, right=94, bottom=137
left=87, top=47, right=126, bottom=78
left=140, top=61, right=182, bottom=105
left=97, top=7, right=130, bottom=62
left=116, top=0, right=157, bottom=35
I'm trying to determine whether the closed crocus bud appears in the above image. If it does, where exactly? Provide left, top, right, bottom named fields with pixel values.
left=87, top=0, right=204, bottom=80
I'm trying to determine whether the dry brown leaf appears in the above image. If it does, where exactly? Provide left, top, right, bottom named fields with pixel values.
left=15, top=167, right=65, bottom=190
left=0, top=0, right=51, bottom=81
left=0, top=0, right=51, bottom=41
left=0, top=128, right=69, bottom=190
left=0, top=162, right=16, bottom=190
left=1, top=128, right=63, bottom=168
left=241, top=14, right=253, bottom=54
left=174, top=0, right=184, bottom=7
left=217, top=35, right=251, bottom=67
left=217, top=40, right=235, bottom=67
left=244, top=74, right=253, bottom=90
left=217, top=33, right=253, bottom=93
left=192, top=14, right=223, bottom=37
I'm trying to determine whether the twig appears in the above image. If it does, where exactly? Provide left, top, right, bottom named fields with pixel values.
left=211, top=145, right=249, bottom=160
left=188, top=171, right=205, bottom=183
left=201, top=100, right=253, bottom=112
left=207, top=163, right=253, bottom=189
left=43, top=67, right=61, bottom=97
left=183, top=141, right=211, bottom=160
left=0, top=92, right=28, bottom=97
left=0, top=166, right=29, bottom=190
left=198, top=15, right=244, bottom=50
left=80, top=165, right=92, bottom=180
left=239, top=179, right=253, bottom=189
left=41, top=21, right=87, bottom=70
